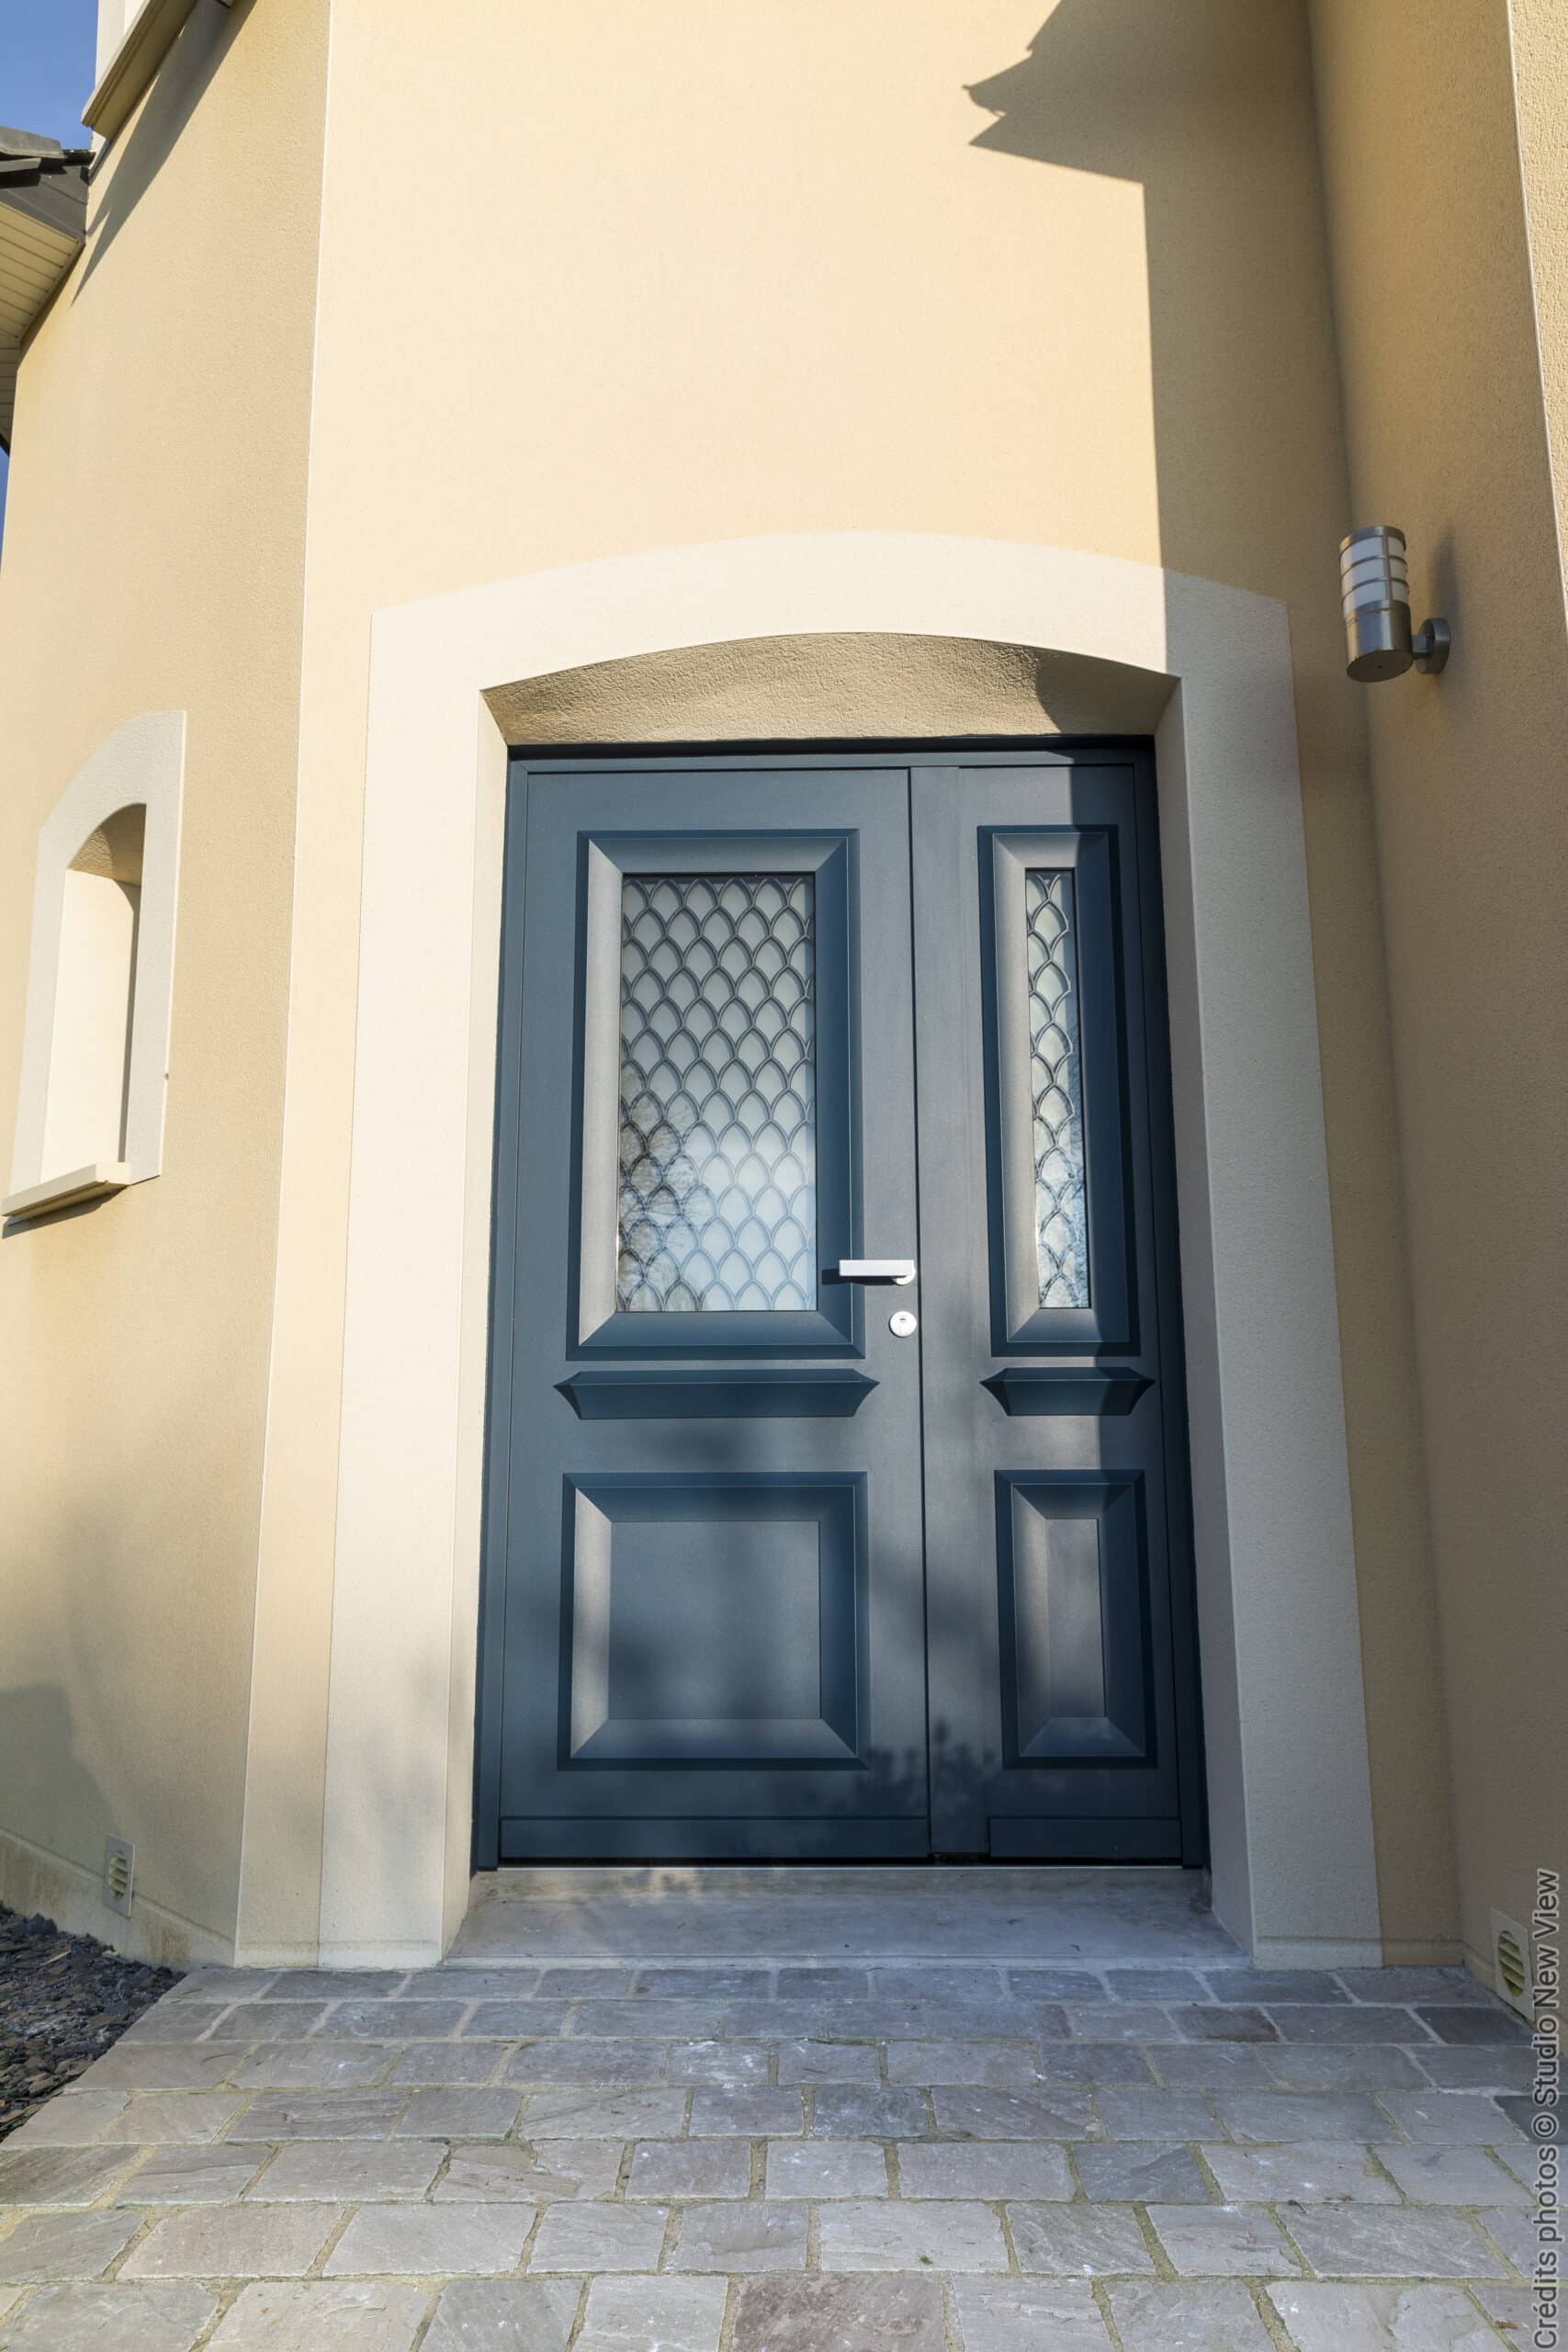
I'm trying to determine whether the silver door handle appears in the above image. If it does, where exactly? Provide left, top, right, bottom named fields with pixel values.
left=836, top=1258, right=917, bottom=1285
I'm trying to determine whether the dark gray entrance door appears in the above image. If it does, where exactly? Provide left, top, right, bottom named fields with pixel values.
left=478, top=750, right=1202, bottom=1864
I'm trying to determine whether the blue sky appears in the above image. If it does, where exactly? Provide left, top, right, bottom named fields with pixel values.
left=1, top=0, right=98, bottom=537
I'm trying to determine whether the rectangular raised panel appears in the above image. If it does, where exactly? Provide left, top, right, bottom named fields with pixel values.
left=565, top=1476, right=864, bottom=1767
left=574, top=832, right=856, bottom=1354
left=987, top=830, right=1131, bottom=1350
left=1023, top=870, right=1089, bottom=1307
left=616, top=873, right=818, bottom=1312
left=997, top=1473, right=1152, bottom=1766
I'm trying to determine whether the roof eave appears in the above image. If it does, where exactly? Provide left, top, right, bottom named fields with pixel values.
left=0, top=189, right=86, bottom=448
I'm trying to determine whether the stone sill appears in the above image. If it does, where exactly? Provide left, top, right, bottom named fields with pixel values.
left=3, top=1160, right=133, bottom=1221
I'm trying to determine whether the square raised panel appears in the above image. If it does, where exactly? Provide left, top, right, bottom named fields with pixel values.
left=995, top=1473, right=1153, bottom=1767
left=563, top=1476, right=865, bottom=1767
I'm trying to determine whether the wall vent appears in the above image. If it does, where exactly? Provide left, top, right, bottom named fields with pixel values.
left=1491, top=1907, right=1533, bottom=2018
left=103, top=1836, right=134, bottom=1920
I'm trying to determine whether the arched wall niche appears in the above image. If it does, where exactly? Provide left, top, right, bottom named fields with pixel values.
left=6, top=710, right=185, bottom=1221
left=41, top=803, right=147, bottom=1178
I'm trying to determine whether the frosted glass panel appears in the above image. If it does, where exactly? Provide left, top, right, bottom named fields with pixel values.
left=616, top=874, right=817, bottom=1311
left=1026, top=869, right=1089, bottom=1308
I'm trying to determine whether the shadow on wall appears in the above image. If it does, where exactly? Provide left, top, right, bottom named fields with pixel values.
left=74, top=0, right=244, bottom=290
left=964, top=0, right=1341, bottom=596
left=0, top=1341, right=267, bottom=1951
left=0, top=1686, right=112, bottom=1898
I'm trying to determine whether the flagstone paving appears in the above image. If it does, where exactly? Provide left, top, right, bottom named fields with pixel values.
left=0, top=1953, right=1548, bottom=2347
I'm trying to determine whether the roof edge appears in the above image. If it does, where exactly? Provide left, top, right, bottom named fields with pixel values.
left=0, top=133, right=90, bottom=448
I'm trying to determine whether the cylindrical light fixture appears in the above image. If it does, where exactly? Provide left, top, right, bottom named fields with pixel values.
left=1339, top=526, right=1450, bottom=681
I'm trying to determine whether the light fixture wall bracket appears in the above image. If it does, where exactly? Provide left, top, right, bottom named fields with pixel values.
left=1411, top=616, right=1451, bottom=673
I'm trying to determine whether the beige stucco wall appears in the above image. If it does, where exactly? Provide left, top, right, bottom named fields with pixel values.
left=19, top=0, right=1561, bottom=1964
left=0, top=0, right=328, bottom=1960
left=1310, top=0, right=1568, bottom=1975
left=228, top=0, right=1454, bottom=1958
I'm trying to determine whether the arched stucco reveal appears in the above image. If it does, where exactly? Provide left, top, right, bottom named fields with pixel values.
left=488, top=631, right=1175, bottom=746
left=314, top=534, right=1381, bottom=1971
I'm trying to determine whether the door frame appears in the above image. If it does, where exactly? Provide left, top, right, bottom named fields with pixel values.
left=309, top=535, right=1382, bottom=1971
left=473, top=741, right=1204, bottom=1872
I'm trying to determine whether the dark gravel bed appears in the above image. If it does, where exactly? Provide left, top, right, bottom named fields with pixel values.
left=0, top=1905, right=182, bottom=2139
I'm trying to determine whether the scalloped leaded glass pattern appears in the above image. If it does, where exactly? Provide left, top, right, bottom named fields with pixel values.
left=1026, top=868, right=1089, bottom=1308
left=616, top=874, right=818, bottom=1312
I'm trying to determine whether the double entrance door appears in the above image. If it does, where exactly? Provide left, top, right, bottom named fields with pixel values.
left=478, top=749, right=1202, bottom=1864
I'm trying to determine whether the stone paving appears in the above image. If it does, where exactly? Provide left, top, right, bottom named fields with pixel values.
left=0, top=1954, right=1546, bottom=2348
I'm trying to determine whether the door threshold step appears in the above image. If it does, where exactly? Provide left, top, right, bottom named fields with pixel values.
left=482, top=1864, right=1197, bottom=1898
left=454, top=1864, right=1236, bottom=1964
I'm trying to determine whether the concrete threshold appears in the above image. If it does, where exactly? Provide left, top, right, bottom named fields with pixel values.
left=452, top=1863, right=1242, bottom=1966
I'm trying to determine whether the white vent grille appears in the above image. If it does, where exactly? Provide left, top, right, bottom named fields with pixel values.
left=103, top=1835, right=134, bottom=1920
left=1491, top=1907, right=1533, bottom=2018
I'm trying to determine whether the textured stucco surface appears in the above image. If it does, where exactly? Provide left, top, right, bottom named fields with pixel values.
left=10, top=0, right=1563, bottom=1966
left=1310, top=0, right=1568, bottom=1972
left=0, top=0, right=330, bottom=1958
left=488, top=633, right=1177, bottom=748
left=262, top=0, right=1442, bottom=1960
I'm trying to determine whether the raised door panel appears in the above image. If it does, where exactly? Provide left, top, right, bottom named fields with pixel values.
left=997, top=1473, right=1153, bottom=1766
left=561, top=1475, right=865, bottom=1768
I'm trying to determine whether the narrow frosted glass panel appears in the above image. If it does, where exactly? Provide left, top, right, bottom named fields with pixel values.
left=1026, top=869, right=1089, bottom=1308
left=616, top=874, right=817, bottom=1311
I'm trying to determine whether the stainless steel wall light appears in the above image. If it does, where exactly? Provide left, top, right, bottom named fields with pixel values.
left=1340, top=526, right=1450, bottom=681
